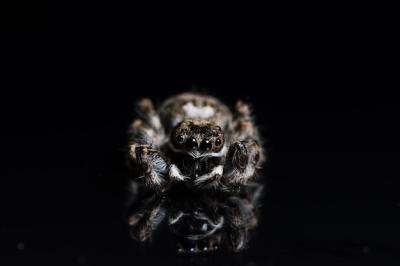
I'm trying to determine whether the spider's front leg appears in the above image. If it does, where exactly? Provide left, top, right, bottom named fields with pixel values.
left=128, top=98, right=169, bottom=192
left=224, top=101, right=263, bottom=186
left=129, top=144, right=169, bottom=191
left=224, top=140, right=261, bottom=185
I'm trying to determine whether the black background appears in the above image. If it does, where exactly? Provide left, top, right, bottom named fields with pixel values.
left=1, top=6, right=400, bottom=265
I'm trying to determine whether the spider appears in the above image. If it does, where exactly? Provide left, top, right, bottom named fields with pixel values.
left=127, top=92, right=265, bottom=193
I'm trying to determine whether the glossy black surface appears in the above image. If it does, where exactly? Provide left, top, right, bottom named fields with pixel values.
left=126, top=182, right=264, bottom=254
left=1, top=31, right=399, bottom=265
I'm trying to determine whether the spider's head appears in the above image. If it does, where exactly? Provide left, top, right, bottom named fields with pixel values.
left=171, top=120, right=225, bottom=157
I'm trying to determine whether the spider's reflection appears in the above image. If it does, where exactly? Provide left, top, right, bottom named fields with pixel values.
left=126, top=183, right=263, bottom=253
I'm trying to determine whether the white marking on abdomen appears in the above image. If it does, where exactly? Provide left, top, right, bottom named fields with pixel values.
left=182, top=102, right=215, bottom=119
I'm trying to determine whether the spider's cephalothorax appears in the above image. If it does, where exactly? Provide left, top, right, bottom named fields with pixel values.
left=170, top=120, right=225, bottom=157
left=128, top=93, right=265, bottom=192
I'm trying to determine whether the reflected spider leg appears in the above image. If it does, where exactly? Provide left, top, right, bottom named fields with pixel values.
left=127, top=194, right=165, bottom=242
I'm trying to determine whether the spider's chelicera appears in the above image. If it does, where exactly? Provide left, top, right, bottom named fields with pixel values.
left=127, top=93, right=265, bottom=192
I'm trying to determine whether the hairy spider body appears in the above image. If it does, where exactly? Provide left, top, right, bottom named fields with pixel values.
left=128, top=93, right=265, bottom=192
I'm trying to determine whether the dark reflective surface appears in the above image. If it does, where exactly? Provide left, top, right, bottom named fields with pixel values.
left=3, top=91, right=399, bottom=265
left=2, top=42, right=400, bottom=265
left=126, top=182, right=264, bottom=253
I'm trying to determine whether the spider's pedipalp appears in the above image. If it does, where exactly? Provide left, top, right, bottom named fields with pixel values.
left=169, top=164, right=190, bottom=181
left=130, top=144, right=168, bottom=190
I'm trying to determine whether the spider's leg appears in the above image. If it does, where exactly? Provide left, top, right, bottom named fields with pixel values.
left=128, top=99, right=169, bottom=191
left=232, top=100, right=260, bottom=141
left=136, top=98, right=163, bottom=132
left=130, top=144, right=169, bottom=190
left=128, top=98, right=165, bottom=146
left=224, top=140, right=261, bottom=185
left=224, top=101, right=264, bottom=185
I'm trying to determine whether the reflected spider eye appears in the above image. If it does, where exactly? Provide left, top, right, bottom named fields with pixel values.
left=215, top=138, right=222, bottom=146
left=176, top=134, right=184, bottom=143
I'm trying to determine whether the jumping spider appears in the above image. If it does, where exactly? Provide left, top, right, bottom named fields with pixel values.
left=128, top=93, right=265, bottom=192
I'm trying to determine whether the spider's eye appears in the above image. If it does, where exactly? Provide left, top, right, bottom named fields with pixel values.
left=186, top=138, right=198, bottom=150
left=215, top=138, right=222, bottom=146
left=176, top=134, right=184, bottom=143
left=200, top=139, right=213, bottom=151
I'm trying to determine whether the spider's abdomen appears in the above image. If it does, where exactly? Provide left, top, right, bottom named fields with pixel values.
left=159, top=93, right=233, bottom=133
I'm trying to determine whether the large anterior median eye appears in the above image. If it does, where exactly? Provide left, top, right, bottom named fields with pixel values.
left=200, top=139, right=213, bottom=151
left=186, top=138, right=198, bottom=150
